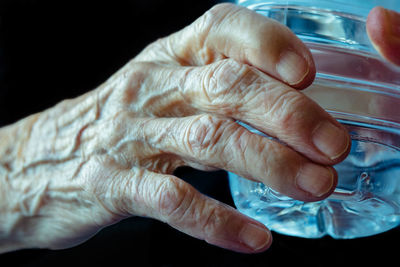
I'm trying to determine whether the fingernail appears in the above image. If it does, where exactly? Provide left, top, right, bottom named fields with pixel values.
left=312, top=121, right=349, bottom=160
left=296, top=163, right=334, bottom=197
left=276, top=50, right=309, bottom=85
left=239, top=223, right=271, bottom=251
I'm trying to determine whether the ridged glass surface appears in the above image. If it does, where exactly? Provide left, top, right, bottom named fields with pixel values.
left=229, top=2, right=400, bottom=238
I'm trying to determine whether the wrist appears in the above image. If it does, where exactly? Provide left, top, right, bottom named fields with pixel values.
left=0, top=89, right=105, bottom=253
left=0, top=118, right=38, bottom=253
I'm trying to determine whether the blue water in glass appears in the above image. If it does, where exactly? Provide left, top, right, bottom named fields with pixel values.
left=229, top=3, right=400, bottom=238
left=229, top=120, right=400, bottom=238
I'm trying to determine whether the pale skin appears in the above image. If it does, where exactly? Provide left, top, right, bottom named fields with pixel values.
left=0, top=4, right=398, bottom=254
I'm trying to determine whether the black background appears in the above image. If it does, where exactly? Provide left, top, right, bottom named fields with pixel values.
left=1, top=0, right=399, bottom=266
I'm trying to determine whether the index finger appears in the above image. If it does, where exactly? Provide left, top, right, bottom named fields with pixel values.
left=136, top=3, right=316, bottom=89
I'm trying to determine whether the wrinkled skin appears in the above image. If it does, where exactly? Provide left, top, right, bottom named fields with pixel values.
left=0, top=3, right=396, bottom=254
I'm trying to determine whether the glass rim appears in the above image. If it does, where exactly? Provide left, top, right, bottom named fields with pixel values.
left=236, top=0, right=400, bottom=18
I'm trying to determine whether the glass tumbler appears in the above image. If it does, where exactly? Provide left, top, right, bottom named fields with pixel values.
left=229, top=0, right=400, bottom=238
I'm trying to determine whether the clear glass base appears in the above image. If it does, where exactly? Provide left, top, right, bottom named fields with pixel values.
left=229, top=125, right=400, bottom=238
left=229, top=3, right=400, bottom=239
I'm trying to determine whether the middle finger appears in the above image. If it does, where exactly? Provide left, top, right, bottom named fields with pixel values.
left=181, top=59, right=350, bottom=166
left=123, top=114, right=337, bottom=202
left=132, top=59, right=350, bottom=166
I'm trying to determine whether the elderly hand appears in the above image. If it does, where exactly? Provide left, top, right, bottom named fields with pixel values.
left=0, top=3, right=350, bottom=254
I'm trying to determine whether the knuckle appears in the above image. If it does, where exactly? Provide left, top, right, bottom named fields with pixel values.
left=209, top=3, right=236, bottom=14
left=201, top=3, right=237, bottom=29
left=200, top=203, right=239, bottom=243
left=108, top=61, right=154, bottom=107
left=268, top=89, right=313, bottom=131
left=201, top=205, right=226, bottom=237
left=190, top=4, right=234, bottom=50
left=126, top=62, right=156, bottom=88
left=157, top=176, right=194, bottom=220
left=202, top=60, right=256, bottom=109
left=184, top=115, right=229, bottom=155
left=155, top=174, right=232, bottom=239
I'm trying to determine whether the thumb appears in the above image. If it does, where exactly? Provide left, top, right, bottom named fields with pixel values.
left=367, top=6, right=400, bottom=66
left=109, top=167, right=272, bottom=253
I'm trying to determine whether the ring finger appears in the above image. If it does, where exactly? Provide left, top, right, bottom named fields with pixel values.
left=114, top=114, right=338, bottom=202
